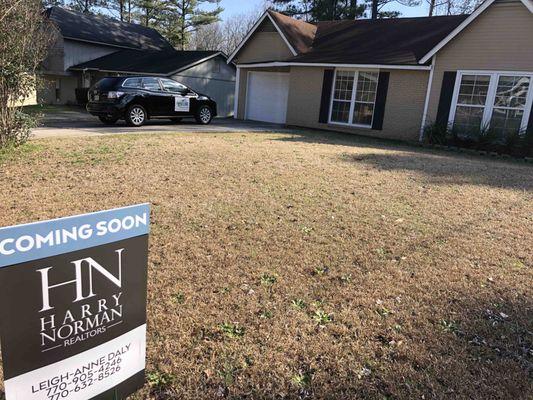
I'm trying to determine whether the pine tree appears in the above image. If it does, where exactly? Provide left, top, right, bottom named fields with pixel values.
left=272, top=0, right=365, bottom=21
left=133, top=0, right=164, bottom=27
left=68, top=0, right=107, bottom=14
left=160, top=0, right=223, bottom=49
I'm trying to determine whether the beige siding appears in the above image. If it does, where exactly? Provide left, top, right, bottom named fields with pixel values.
left=233, top=19, right=293, bottom=64
left=286, top=67, right=429, bottom=142
left=427, top=0, right=533, bottom=122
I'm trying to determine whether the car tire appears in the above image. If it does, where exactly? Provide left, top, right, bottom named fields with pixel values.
left=170, top=117, right=182, bottom=123
left=126, top=104, right=147, bottom=127
left=98, top=116, right=119, bottom=125
left=195, top=105, right=213, bottom=125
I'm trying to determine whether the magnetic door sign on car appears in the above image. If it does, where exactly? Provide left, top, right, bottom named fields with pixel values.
left=174, top=96, right=190, bottom=112
left=0, top=204, right=150, bottom=400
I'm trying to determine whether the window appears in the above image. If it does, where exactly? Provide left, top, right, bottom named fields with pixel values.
left=450, top=71, right=533, bottom=137
left=160, top=78, right=188, bottom=93
left=122, top=78, right=143, bottom=88
left=329, top=70, right=379, bottom=127
left=141, top=77, right=162, bottom=91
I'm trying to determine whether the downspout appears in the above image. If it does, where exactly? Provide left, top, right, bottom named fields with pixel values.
left=234, top=67, right=240, bottom=119
left=419, top=55, right=436, bottom=142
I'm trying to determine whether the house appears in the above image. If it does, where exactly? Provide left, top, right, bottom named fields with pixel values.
left=40, top=7, right=236, bottom=116
left=228, top=0, right=533, bottom=141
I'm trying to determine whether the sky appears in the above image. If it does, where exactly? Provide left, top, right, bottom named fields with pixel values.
left=208, top=0, right=430, bottom=21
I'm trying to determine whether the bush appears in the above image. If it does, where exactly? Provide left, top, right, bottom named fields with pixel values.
left=422, top=121, right=533, bottom=157
left=0, top=0, right=55, bottom=148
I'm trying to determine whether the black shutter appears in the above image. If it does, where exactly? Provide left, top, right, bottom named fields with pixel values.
left=371, top=71, right=390, bottom=130
left=435, top=71, right=457, bottom=128
left=319, top=69, right=335, bottom=124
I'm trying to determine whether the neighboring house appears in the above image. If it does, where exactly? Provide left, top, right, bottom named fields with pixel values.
left=229, top=0, right=533, bottom=141
left=40, top=7, right=236, bottom=116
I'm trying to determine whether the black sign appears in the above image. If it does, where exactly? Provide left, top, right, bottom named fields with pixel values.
left=0, top=204, right=150, bottom=400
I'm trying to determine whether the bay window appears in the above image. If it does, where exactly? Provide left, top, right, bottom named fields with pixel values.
left=329, top=70, right=378, bottom=127
left=449, top=71, right=533, bottom=137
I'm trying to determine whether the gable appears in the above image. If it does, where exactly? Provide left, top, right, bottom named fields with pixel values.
left=231, top=18, right=295, bottom=64
left=432, top=0, right=533, bottom=71
left=420, top=0, right=533, bottom=63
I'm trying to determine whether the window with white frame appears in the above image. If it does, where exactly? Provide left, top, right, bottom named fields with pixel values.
left=329, top=70, right=378, bottom=127
left=450, top=71, right=533, bottom=137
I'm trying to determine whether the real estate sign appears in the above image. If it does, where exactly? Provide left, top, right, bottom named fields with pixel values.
left=0, top=204, right=150, bottom=400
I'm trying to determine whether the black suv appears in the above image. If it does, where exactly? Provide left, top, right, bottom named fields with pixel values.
left=86, top=76, right=217, bottom=127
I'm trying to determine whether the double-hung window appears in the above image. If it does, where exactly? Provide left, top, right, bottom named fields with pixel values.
left=449, top=71, right=533, bottom=137
left=329, top=70, right=379, bottom=127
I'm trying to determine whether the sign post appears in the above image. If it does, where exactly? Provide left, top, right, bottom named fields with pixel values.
left=0, top=204, right=150, bottom=400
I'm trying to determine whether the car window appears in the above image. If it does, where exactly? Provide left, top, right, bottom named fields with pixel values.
left=141, top=77, right=162, bottom=91
left=122, top=78, right=143, bottom=88
left=160, top=79, right=188, bottom=93
left=94, top=78, right=120, bottom=90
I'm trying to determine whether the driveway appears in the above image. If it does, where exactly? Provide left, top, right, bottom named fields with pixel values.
left=31, top=106, right=292, bottom=138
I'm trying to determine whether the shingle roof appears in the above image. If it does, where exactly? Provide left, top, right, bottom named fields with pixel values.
left=288, top=15, right=469, bottom=65
left=46, top=6, right=172, bottom=51
left=69, top=49, right=222, bottom=75
left=267, top=10, right=317, bottom=54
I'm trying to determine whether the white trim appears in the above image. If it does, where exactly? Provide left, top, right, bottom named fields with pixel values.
left=167, top=52, right=222, bottom=75
left=420, top=0, right=533, bottom=64
left=234, top=67, right=241, bottom=118
left=237, top=62, right=431, bottom=71
left=448, top=70, right=533, bottom=134
left=227, top=11, right=298, bottom=64
left=69, top=67, right=167, bottom=76
left=327, top=68, right=379, bottom=129
left=419, top=55, right=436, bottom=140
left=63, top=36, right=141, bottom=50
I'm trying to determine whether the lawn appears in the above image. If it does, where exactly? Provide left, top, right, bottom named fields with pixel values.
left=0, top=130, right=532, bottom=399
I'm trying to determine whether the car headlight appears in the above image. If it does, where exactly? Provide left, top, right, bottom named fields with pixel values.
left=108, top=91, right=125, bottom=99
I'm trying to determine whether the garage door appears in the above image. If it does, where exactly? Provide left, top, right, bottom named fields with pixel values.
left=245, top=72, right=289, bottom=124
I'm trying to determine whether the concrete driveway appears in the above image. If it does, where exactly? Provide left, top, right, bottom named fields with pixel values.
left=32, top=106, right=291, bottom=138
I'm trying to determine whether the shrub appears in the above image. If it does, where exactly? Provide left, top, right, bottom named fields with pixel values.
left=422, top=121, right=532, bottom=157
left=0, top=1, right=55, bottom=148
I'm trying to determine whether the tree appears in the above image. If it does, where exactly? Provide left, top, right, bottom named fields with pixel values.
left=133, top=0, right=164, bottom=27
left=366, top=0, right=420, bottom=19
left=272, top=0, right=365, bottom=21
left=189, top=8, right=263, bottom=54
left=435, top=0, right=480, bottom=15
left=0, top=0, right=55, bottom=147
left=69, top=0, right=107, bottom=13
left=159, top=0, right=223, bottom=49
left=108, top=0, right=134, bottom=21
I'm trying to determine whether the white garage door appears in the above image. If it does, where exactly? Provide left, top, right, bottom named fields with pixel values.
left=245, top=72, right=289, bottom=124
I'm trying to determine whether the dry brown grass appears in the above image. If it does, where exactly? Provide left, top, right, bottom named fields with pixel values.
left=0, top=130, right=532, bottom=399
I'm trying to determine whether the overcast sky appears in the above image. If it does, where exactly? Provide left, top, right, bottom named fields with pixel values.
left=209, top=0, right=430, bottom=21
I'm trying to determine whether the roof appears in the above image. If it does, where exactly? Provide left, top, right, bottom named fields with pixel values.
left=289, top=15, right=469, bottom=66
left=227, top=9, right=316, bottom=63
left=69, top=49, right=224, bottom=75
left=266, top=10, right=317, bottom=54
left=45, top=6, right=172, bottom=51
left=230, top=10, right=469, bottom=67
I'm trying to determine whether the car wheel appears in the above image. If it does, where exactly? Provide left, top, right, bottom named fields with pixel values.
left=126, top=104, right=147, bottom=127
left=195, top=105, right=213, bottom=125
left=98, top=116, right=119, bottom=125
left=170, top=117, right=182, bottom=123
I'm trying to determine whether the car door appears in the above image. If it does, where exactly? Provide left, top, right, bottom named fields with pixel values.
left=141, top=77, right=172, bottom=116
left=160, top=78, right=196, bottom=117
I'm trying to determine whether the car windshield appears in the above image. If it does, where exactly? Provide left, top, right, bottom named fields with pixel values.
left=94, top=78, right=120, bottom=91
